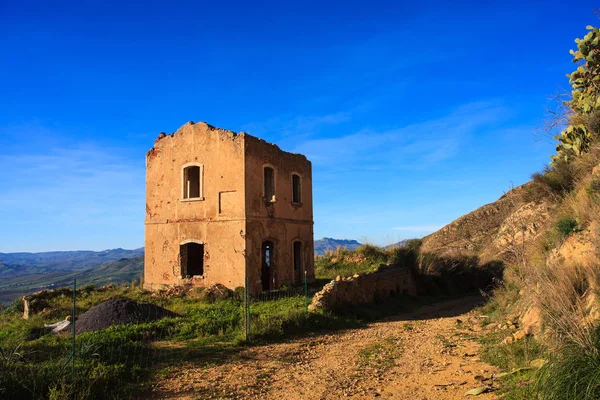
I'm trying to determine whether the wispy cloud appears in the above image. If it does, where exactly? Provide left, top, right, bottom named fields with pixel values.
left=241, top=111, right=352, bottom=139
left=0, top=129, right=144, bottom=251
left=292, top=100, right=509, bottom=171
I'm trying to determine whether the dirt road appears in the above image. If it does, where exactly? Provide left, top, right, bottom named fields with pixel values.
left=150, top=296, right=498, bottom=399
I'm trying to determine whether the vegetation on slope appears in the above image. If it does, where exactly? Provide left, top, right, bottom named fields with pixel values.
left=475, top=23, right=600, bottom=399
left=0, top=240, right=505, bottom=399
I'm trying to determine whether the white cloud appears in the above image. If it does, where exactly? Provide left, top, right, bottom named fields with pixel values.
left=0, top=132, right=145, bottom=251
left=292, top=100, right=509, bottom=171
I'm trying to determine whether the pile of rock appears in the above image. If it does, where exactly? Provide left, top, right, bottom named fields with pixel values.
left=74, top=298, right=178, bottom=334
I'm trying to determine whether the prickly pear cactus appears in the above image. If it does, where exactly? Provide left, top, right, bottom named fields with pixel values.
left=555, top=25, right=600, bottom=162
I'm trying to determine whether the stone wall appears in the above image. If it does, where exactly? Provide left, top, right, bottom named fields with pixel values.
left=308, top=264, right=417, bottom=312
left=145, top=121, right=315, bottom=294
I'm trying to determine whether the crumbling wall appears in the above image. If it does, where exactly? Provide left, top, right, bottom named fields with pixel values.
left=144, top=120, right=315, bottom=294
left=144, top=121, right=247, bottom=291
left=244, top=134, right=315, bottom=294
left=308, top=264, right=417, bottom=312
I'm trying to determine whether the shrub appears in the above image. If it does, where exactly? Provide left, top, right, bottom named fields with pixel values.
left=356, top=244, right=387, bottom=263
left=536, top=332, right=600, bottom=399
left=587, top=178, right=600, bottom=196
left=387, top=246, right=418, bottom=267
left=523, top=160, right=578, bottom=202
left=555, top=217, right=580, bottom=238
left=416, top=253, right=503, bottom=295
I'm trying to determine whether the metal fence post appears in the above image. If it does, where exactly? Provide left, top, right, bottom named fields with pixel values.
left=244, top=275, right=250, bottom=342
left=304, top=270, right=308, bottom=312
left=72, top=279, right=76, bottom=378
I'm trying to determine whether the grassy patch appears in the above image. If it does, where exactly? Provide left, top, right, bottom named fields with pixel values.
left=535, top=327, right=600, bottom=400
left=554, top=216, right=581, bottom=238
left=479, top=330, right=546, bottom=400
left=436, top=334, right=457, bottom=349
left=357, top=337, right=401, bottom=371
left=314, top=243, right=420, bottom=281
left=0, top=285, right=362, bottom=399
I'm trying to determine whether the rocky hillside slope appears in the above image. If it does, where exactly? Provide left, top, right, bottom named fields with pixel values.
left=420, top=183, right=554, bottom=264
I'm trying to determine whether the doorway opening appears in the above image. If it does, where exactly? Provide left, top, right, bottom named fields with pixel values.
left=180, top=242, right=204, bottom=277
left=261, top=241, right=274, bottom=291
left=293, top=241, right=302, bottom=285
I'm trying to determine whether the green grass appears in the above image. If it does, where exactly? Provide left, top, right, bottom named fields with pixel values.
left=479, top=330, right=546, bottom=400
left=555, top=216, right=581, bottom=238
left=357, top=338, right=401, bottom=371
left=474, top=293, right=600, bottom=400
left=536, top=333, right=600, bottom=400
left=314, top=243, right=420, bottom=281
left=0, top=284, right=363, bottom=399
left=0, top=242, right=503, bottom=399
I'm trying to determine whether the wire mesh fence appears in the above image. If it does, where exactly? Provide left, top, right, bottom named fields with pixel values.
left=0, top=274, right=318, bottom=399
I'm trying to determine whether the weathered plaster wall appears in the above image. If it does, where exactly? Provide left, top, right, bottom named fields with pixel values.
left=308, top=265, right=417, bottom=312
left=244, top=135, right=313, bottom=221
left=144, top=121, right=315, bottom=294
left=244, top=135, right=315, bottom=293
left=144, top=122, right=246, bottom=290
left=244, top=220, right=314, bottom=292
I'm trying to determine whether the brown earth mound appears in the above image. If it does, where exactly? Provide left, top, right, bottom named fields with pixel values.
left=75, top=299, right=178, bottom=334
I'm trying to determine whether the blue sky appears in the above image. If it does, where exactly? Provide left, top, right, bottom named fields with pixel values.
left=0, top=0, right=596, bottom=252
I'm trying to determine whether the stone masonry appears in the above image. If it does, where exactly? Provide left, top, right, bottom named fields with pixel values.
left=144, top=121, right=315, bottom=294
left=309, top=264, right=417, bottom=312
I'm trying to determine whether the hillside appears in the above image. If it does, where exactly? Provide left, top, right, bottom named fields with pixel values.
left=314, top=238, right=362, bottom=255
left=418, top=142, right=600, bottom=396
left=383, top=239, right=410, bottom=249
left=0, top=248, right=144, bottom=278
left=420, top=184, right=554, bottom=263
left=0, top=255, right=143, bottom=305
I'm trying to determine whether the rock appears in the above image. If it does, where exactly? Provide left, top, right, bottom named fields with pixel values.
left=44, top=319, right=71, bottom=334
left=513, top=330, right=526, bottom=341
left=520, top=306, right=543, bottom=336
left=502, top=336, right=515, bottom=345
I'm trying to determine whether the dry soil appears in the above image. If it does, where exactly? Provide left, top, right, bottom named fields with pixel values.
left=149, top=295, right=498, bottom=400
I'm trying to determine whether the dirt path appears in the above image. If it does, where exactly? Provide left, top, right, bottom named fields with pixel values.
left=150, top=296, right=498, bottom=399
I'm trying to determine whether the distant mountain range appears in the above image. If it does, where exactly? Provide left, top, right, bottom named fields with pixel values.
left=314, top=238, right=362, bottom=255
left=0, top=248, right=144, bottom=305
left=0, top=239, right=415, bottom=304
left=0, top=248, right=144, bottom=278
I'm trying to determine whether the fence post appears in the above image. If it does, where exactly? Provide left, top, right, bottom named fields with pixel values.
left=304, top=270, right=308, bottom=312
left=244, top=275, right=250, bottom=342
left=72, top=279, right=76, bottom=378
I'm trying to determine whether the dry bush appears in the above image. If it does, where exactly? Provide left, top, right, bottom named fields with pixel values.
left=562, top=174, right=600, bottom=228
left=523, top=259, right=600, bottom=352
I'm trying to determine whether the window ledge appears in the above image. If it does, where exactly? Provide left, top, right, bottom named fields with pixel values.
left=292, top=202, right=303, bottom=207
left=181, top=197, right=205, bottom=203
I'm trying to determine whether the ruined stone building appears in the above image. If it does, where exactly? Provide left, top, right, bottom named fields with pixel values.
left=144, top=121, right=314, bottom=294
